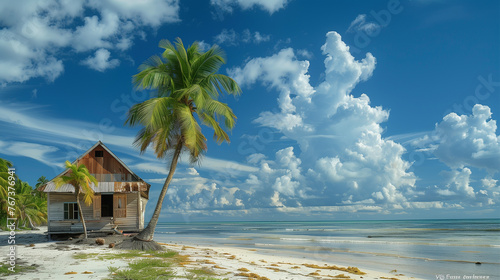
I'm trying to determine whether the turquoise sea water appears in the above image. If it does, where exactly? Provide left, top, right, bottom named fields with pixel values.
left=153, top=219, right=500, bottom=279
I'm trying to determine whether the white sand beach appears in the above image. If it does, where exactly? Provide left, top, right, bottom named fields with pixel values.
left=0, top=227, right=422, bottom=280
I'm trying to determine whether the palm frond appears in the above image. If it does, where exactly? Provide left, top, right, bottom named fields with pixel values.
left=159, top=39, right=177, bottom=57
left=187, top=41, right=202, bottom=61
left=199, top=112, right=230, bottom=144
left=199, top=99, right=237, bottom=130
left=176, top=104, right=206, bottom=156
left=176, top=84, right=203, bottom=105
left=173, top=38, right=191, bottom=85
left=207, top=74, right=242, bottom=96
left=133, top=56, right=172, bottom=90
left=126, top=97, right=176, bottom=129
left=190, top=47, right=226, bottom=84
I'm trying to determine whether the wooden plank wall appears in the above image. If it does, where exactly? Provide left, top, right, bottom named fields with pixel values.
left=49, top=194, right=94, bottom=220
left=48, top=193, right=140, bottom=232
left=49, top=220, right=112, bottom=232
left=49, top=193, right=94, bottom=220
left=48, top=193, right=111, bottom=232
left=115, top=193, right=138, bottom=231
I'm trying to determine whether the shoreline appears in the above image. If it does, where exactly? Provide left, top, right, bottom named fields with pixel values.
left=0, top=227, right=422, bottom=280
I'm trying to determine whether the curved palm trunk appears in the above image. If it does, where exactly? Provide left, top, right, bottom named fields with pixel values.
left=75, top=189, right=88, bottom=239
left=27, top=215, right=38, bottom=230
left=135, top=141, right=183, bottom=241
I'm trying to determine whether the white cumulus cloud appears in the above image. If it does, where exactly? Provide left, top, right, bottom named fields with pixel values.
left=187, top=167, right=199, bottom=176
left=0, top=0, right=179, bottom=84
left=81, top=48, right=120, bottom=72
left=229, top=31, right=416, bottom=208
left=415, top=104, right=500, bottom=173
left=440, top=168, right=476, bottom=198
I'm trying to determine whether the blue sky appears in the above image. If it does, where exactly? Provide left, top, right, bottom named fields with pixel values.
left=1, top=0, right=499, bottom=222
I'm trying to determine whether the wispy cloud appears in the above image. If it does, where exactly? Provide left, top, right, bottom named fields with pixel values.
left=0, top=140, right=60, bottom=167
left=210, top=0, right=289, bottom=15
left=214, top=29, right=270, bottom=46
left=386, top=131, right=431, bottom=145
left=347, top=14, right=380, bottom=33
left=0, top=102, right=135, bottom=148
left=0, top=102, right=258, bottom=174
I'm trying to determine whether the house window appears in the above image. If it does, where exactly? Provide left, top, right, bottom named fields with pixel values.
left=95, top=151, right=104, bottom=157
left=64, top=203, right=79, bottom=220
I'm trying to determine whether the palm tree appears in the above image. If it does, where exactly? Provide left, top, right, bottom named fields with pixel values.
left=15, top=191, right=47, bottom=230
left=15, top=180, right=47, bottom=229
left=0, top=159, right=48, bottom=230
left=0, top=158, right=14, bottom=215
left=35, top=176, right=48, bottom=188
left=127, top=38, right=240, bottom=242
left=34, top=176, right=49, bottom=199
left=0, top=158, right=14, bottom=202
left=54, top=161, right=97, bottom=239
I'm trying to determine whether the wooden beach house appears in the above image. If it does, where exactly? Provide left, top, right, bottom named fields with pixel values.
left=39, top=141, right=150, bottom=238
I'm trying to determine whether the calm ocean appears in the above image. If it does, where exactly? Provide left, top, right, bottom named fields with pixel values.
left=154, top=219, right=500, bottom=279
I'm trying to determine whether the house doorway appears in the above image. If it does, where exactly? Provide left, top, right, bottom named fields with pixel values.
left=101, top=194, right=113, bottom=217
